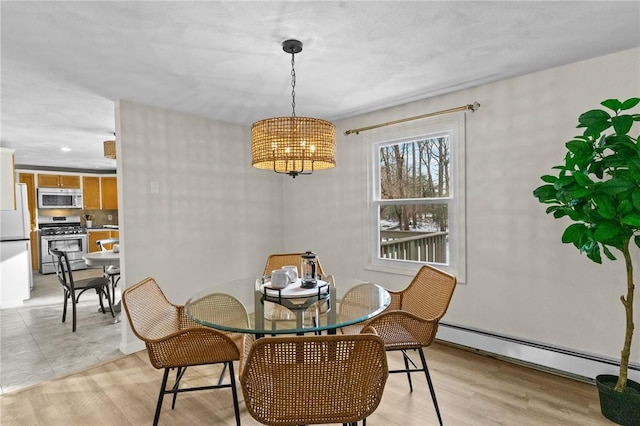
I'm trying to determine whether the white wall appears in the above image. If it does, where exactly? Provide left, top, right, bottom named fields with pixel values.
left=283, top=48, right=640, bottom=363
left=116, top=48, right=640, bottom=365
left=115, top=100, right=285, bottom=352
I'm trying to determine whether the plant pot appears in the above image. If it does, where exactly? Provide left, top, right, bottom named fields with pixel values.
left=596, top=374, right=640, bottom=425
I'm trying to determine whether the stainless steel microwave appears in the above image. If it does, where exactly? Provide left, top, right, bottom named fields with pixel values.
left=37, top=188, right=83, bottom=209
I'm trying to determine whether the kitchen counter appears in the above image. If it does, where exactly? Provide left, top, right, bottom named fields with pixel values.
left=87, top=225, right=119, bottom=230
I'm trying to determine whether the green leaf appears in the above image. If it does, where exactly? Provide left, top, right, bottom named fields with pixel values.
left=553, top=210, right=568, bottom=219
left=566, top=139, right=593, bottom=155
left=620, top=98, right=640, bottom=111
left=602, top=245, right=617, bottom=261
left=631, top=191, right=640, bottom=211
left=621, top=212, right=640, bottom=227
left=612, top=115, right=634, bottom=135
left=562, top=223, right=588, bottom=244
left=573, top=171, right=593, bottom=186
left=601, top=99, right=622, bottom=111
left=554, top=175, right=577, bottom=190
left=572, top=188, right=592, bottom=198
left=578, top=109, right=611, bottom=127
left=594, top=195, right=617, bottom=219
left=635, top=235, right=640, bottom=249
left=593, top=221, right=621, bottom=241
left=600, top=179, right=635, bottom=194
left=585, top=242, right=603, bottom=264
left=618, top=199, right=633, bottom=215
left=540, top=175, right=557, bottom=184
left=533, top=185, right=557, bottom=202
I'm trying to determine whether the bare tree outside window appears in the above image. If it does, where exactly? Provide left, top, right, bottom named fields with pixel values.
left=376, top=136, right=451, bottom=264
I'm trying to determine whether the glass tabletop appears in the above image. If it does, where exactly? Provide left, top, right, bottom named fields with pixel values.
left=185, top=276, right=391, bottom=335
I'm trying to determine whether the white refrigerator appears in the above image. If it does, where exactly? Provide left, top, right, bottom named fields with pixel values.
left=0, top=183, right=32, bottom=307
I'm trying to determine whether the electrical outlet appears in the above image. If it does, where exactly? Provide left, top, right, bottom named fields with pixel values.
left=150, top=181, right=159, bottom=194
left=107, top=214, right=112, bottom=221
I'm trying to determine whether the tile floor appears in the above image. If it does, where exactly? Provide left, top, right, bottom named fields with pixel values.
left=0, top=268, right=122, bottom=394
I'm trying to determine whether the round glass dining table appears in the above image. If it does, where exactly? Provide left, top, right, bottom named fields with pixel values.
left=185, top=276, right=391, bottom=336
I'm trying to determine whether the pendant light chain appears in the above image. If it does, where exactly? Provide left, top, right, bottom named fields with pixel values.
left=290, top=50, right=296, bottom=117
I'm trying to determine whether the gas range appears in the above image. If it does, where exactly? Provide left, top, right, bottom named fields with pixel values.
left=38, top=215, right=89, bottom=274
left=40, top=226, right=86, bottom=236
left=38, top=215, right=87, bottom=236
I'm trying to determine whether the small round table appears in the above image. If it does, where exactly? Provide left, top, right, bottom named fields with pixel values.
left=185, top=276, right=390, bottom=336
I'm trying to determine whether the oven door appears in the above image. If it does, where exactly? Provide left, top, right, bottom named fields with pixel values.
left=40, top=235, right=88, bottom=274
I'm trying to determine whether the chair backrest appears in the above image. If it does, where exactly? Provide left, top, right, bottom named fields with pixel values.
left=184, top=292, right=250, bottom=331
left=263, top=252, right=325, bottom=277
left=401, top=264, right=457, bottom=321
left=241, top=333, right=388, bottom=425
left=50, top=248, right=74, bottom=290
left=96, top=238, right=119, bottom=251
left=121, top=277, right=180, bottom=342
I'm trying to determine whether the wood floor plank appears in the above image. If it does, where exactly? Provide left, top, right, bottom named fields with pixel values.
left=0, top=342, right=611, bottom=425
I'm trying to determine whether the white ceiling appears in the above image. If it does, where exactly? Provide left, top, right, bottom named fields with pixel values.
left=2, top=1, right=639, bottom=171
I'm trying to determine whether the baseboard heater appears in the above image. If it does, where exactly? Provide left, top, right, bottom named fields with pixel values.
left=437, top=322, right=640, bottom=383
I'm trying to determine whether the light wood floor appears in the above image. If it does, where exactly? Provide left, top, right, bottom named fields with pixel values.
left=0, top=341, right=609, bottom=425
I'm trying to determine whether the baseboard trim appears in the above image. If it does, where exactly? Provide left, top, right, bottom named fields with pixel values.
left=438, top=322, right=640, bottom=383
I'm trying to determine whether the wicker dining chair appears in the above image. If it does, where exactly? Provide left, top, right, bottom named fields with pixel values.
left=50, top=248, right=114, bottom=332
left=262, top=252, right=326, bottom=330
left=121, top=277, right=242, bottom=426
left=340, top=264, right=457, bottom=426
left=240, top=332, right=388, bottom=426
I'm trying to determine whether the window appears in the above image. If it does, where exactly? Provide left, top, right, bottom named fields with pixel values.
left=369, top=117, right=465, bottom=281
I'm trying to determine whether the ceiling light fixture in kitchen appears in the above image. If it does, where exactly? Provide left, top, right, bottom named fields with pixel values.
left=251, top=39, right=336, bottom=178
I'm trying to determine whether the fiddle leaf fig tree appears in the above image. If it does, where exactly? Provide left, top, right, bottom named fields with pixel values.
left=533, top=97, right=640, bottom=393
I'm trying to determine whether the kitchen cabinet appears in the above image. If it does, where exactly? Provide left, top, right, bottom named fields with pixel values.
left=88, top=229, right=119, bottom=252
left=37, top=174, right=80, bottom=188
left=101, top=177, right=118, bottom=210
left=0, top=239, right=32, bottom=307
left=82, top=176, right=100, bottom=209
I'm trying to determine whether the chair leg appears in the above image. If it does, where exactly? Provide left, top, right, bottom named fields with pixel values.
left=171, top=367, right=187, bottom=409
left=228, top=361, right=241, bottom=426
left=97, top=289, right=107, bottom=314
left=71, top=291, right=77, bottom=332
left=401, top=350, right=414, bottom=392
left=217, top=363, right=228, bottom=386
left=154, top=368, right=171, bottom=426
left=62, top=289, right=69, bottom=323
left=102, top=288, right=115, bottom=318
left=418, top=347, right=443, bottom=426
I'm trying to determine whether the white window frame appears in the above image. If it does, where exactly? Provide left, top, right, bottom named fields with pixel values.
left=365, top=114, right=466, bottom=283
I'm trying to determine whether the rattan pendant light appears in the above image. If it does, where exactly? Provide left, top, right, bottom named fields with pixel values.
left=251, top=39, right=336, bottom=178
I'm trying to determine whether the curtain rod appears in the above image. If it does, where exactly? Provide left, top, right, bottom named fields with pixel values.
left=344, top=102, right=481, bottom=136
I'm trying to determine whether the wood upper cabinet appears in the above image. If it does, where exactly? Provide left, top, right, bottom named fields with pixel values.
left=101, top=177, right=118, bottom=210
left=82, top=176, right=101, bottom=209
left=37, top=174, right=80, bottom=188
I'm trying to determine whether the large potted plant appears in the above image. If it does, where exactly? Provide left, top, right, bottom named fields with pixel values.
left=533, top=97, right=640, bottom=425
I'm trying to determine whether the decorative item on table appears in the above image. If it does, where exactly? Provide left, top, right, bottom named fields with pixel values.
left=300, top=251, right=318, bottom=289
left=83, top=214, right=94, bottom=228
left=281, top=265, right=298, bottom=282
left=270, top=269, right=293, bottom=289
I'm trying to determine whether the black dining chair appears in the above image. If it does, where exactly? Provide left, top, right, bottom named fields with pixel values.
left=50, top=248, right=114, bottom=332
left=95, top=238, right=120, bottom=304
